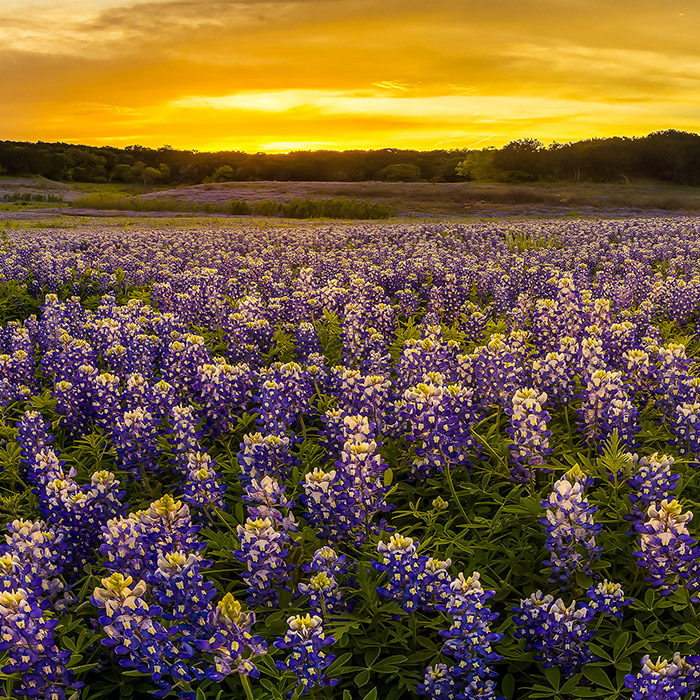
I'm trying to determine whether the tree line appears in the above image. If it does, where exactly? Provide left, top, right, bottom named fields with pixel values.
left=1, top=130, right=700, bottom=185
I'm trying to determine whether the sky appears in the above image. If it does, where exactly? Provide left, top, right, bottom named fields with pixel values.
left=2, top=0, right=700, bottom=152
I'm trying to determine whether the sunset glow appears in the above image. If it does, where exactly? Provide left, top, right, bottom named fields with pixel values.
left=3, top=0, right=700, bottom=151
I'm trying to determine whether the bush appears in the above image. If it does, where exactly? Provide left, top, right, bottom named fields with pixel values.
left=70, top=194, right=395, bottom=219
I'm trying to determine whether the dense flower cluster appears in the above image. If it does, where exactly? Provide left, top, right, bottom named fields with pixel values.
left=505, top=388, right=552, bottom=483
left=624, top=654, right=700, bottom=700
left=274, top=614, right=338, bottom=695
left=541, top=466, right=602, bottom=587
left=5, top=218, right=700, bottom=698
left=512, top=587, right=630, bottom=678
left=0, top=588, right=83, bottom=699
left=634, top=499, right=700, bottom=596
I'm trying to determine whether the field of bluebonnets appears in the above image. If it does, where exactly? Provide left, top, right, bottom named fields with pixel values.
left=3, top=216, right=700, bottom=700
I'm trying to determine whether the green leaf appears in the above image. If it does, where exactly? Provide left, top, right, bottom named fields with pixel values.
left=364, top=647, right=382, bottom=668
left=356, top=669, right=370, bottom=687
left=373, top=654, right=408, bottom=674
left=501, top=673, right=515, bottom=700
left=363, top=688, right=378, bottom=700
left=543, top=665, right=560, bottom=690
left=583, top=666, right=615, bottom=690
left=613, top=631, right=630, bottom=660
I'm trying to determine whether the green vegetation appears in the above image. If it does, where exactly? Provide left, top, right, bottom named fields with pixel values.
left=70, top=193, right=397, bottom=219
left=3, top=129, right=700, bottom=186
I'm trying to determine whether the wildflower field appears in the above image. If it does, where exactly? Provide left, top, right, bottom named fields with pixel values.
left=3, top=217, right=700, bottom=700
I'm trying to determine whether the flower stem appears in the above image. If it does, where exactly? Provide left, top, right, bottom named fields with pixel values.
left=443, top=459, right=470, bottom=524
left=240, top=672, right=255, bottom=700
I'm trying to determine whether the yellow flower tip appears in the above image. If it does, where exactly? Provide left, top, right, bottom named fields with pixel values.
left=101, top=573, right=133, bottom=593
left=217, top=592, right=244, bottom=623
left=152, top=494, right=181, bottom=515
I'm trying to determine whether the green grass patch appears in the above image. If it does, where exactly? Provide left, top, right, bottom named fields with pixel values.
left=70, top=193, right=397, bottom=219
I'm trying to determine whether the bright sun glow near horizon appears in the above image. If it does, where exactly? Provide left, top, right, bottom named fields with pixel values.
left=2, top=0, right=700, bottom=152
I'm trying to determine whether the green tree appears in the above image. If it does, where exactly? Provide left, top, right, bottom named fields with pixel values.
left=142, top=166, right=163, bottom=185
left=204, top=165, right=235, bottom=183
left=109, top=164, right=133, bottom=182
left=455, top=149, right=502, bottom=181
left=376, top=163, right=424, bottom=182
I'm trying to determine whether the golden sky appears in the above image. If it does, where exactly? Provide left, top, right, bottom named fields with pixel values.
left=2, top=0, right=700, bottom=152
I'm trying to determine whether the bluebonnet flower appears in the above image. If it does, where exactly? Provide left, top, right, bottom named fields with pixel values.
left=374, top=534, right=428, bottom=613
left=470, top=334, right=525, bottom=409
left=274, top=614, right=338, bottom=695
left=0, top=588, right=83, bottom=699
left=195, top=360, right=254, bottom=436
left=623, top=348, right=655, bottom=397
left=0, top=519, right=68, bottom=607
left=297, top=546, right=352, bottom=618
left=16, top=410, right=54, bottom=475
left=656, top=343, right=692, bottom=418
left=149, top=379, right=180, bottom=420
left=161, top=333, right=211, bottom=395
left=577, top=368, right=636, bottom=446
left=256, top=362, right=314, bottom=433
left=671, top=402, right=700, bottom=460
left=100, top=495, right=207, bottom=580
left=242, top=475, right=297, bottom=533
left=111, top=406, right=160, bottom=476
left=182, top=451, right=227, bottom=512
left=41, top=467, right=125, bottom=569
left=301, top=431, right=391, bottom=545
left=303, top=546, right=350, bottom=577
left=91, top=370, right=122, bottom=428
left=627, top=452, right=679, bottom=526
left=91, top=573, right=180, bottom=697
left=147, top=551, right=216, bottom=636
left=512, top=591, right=595, bottom=677
left=294, top=322, right=322, bottom=362
left=420, top=571, right=502, bottom=700
left=585, top=580, right=632, bottom=617
left=541, top=466, right=602, bottom=587
left=634, top=499, right=700, bottom=596
left=330, top=367, right=395, bottom=430
left=297, top=571, right=345, bottom=616
left=342, top=302, right=393, bottom=372
left=396, top=325, right=460, bottom=390
left=505, top=388, right=552, bottom=483
left=458, top=301, right=491, bottom=342
left=398, top=376, right=479, bottom=480
left=234, top=516, right=295, bottom=607
left=237, top=432, right=297, bottom=487
left=530, top=351, right=576, bottom=408
left=319, top=410, right=377, bottom=460
left=624, top=654, right=700, bottom=700
left=196, top=592, right=267, bottom=681
left=168, top=404, right=202, bottom=473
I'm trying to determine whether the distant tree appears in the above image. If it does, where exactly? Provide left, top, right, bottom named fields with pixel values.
left=456, top=148, right=503, bottom=181
left=376, top=163, right=424, bottom=182
left=129, top=161, right=146, bottom=183
left=109, top=164, right=133, bottom=182
left=142, top=166, right=163, bottom=185
left=204, top=165, right=235, bottom=183
left=494, top=138, right=544, bottom=180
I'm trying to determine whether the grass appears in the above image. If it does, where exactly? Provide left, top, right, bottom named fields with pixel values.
left=6, top=175, right=700, bottom=219
left=70, top=193, right=397, bottom=219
